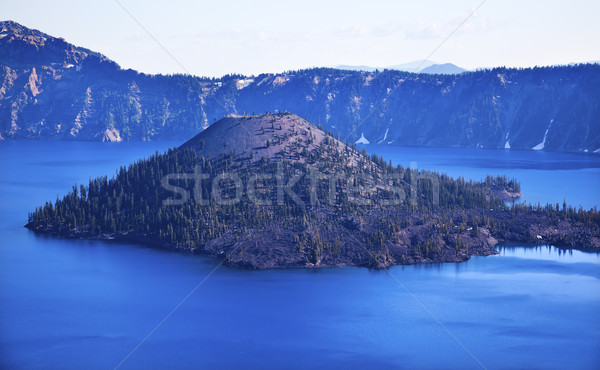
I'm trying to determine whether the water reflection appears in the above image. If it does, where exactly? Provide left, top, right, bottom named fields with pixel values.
left=496, top=244, right=600, bottom=264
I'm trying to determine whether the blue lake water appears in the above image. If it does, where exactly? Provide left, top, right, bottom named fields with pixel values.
left=1, top=141, right=599, bottom=369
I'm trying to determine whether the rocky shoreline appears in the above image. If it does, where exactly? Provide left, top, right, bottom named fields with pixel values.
left=26, top=209, right=599, bottom=270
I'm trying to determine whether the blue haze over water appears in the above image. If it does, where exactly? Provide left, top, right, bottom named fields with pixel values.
left=0, top=141, right=599, bottom=369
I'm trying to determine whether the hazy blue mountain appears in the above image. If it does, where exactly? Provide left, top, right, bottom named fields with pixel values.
left=420, top=63, right=466, bottom=74
left=1, top=21, right=599, bottom=153
left=335, top=60, right=440, bottom=73
left=387, top=60, right=436, bottom=73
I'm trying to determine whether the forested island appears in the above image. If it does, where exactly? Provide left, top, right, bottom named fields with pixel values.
left=26, top=113, right=600, bottom=268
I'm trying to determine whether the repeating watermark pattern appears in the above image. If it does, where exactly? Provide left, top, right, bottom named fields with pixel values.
left=160, top=161, right=440, bottom=208
left=111, top=0, right=488, bottom=368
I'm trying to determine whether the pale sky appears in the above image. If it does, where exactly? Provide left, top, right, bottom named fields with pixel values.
left=4, top=0, right=599, bottom=77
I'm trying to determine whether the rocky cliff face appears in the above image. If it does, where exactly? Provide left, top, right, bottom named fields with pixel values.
left=1, top=21, right=599, bottom=152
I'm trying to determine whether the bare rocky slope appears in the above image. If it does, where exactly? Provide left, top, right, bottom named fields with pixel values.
left=2, top=21, right=600, bottom=153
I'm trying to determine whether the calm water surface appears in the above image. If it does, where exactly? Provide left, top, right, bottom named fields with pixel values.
left=1, top=141, right=599, bottom=369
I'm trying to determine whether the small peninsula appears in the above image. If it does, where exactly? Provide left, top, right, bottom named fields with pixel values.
left=26, top=113, right=600, bottom=268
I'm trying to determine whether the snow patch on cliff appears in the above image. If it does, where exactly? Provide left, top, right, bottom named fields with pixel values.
left=356, top=133, right=370, bottom=144
left=533, top=119, right=553, bottom=150
left=377, top=128, right=389, bottom=144
left=236, top=79, right=254, bottom=89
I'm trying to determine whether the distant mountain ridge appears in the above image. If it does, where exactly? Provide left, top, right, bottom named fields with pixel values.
left=1, top=20, right=599, bottom=153
left=419, top=63, right=466, bottom=74
left=335, top=60, right=465, bottom=74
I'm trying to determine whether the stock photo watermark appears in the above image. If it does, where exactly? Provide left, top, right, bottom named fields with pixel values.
left=160, top=161, right=440, bottom=208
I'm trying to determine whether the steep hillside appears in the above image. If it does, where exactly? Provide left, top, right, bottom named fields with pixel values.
left=2, top=21, right=599, bottom=153
left=181, top=113, right=360, bottom=166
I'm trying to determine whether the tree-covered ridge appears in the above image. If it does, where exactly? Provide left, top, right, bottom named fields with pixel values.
left=2, top=22, right=599, bottom=152
left=27, top=114, right=600, bottom=268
